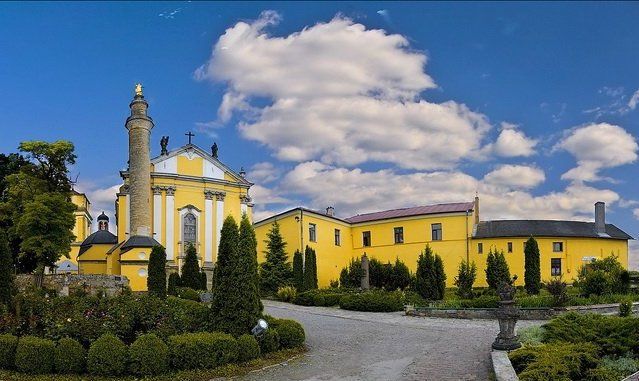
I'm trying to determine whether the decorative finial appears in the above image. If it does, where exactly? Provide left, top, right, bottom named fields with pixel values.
left=135, top=83, right=143, bottom=96
left=239, top=166, right=246, bottom=178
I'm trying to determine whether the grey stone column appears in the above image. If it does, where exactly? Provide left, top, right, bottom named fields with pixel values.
left=361, top=253, right=370, bottom=290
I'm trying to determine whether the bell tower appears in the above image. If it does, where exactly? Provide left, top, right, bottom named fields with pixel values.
left=126, top=83, right=154, bottom=237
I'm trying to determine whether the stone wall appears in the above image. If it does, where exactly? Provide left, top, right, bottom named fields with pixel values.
left=16, top=274, right=130, bottom=297
left=406, top=302, right=639, bottom=320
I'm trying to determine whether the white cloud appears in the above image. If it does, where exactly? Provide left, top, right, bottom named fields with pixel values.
left=247, top=162, right=282, bottom=184
left=634, top=208, right=639, bottom=220
left=197, top=11, right=498, bottom=170
left=629, top=89, right=639, bottom=110
left=555, top=123, right=638, bottom=183
left=74, top=182, right=119, bottom=234
left=629, top=241, right=639, bottom=271
left=483, top=165, right=545, bottom=190
left=490, top=122, right=537, bottom=157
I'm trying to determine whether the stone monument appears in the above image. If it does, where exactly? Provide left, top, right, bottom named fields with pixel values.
left=361, top=253, right=370, bottom=290
left=492, top=280, right=521, bottom=350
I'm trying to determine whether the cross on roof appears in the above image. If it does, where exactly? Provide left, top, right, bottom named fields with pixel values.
left=185, top=131, right=195, bottom=145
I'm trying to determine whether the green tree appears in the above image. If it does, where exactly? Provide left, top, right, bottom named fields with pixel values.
left=167, top=272, right=180, bottom=296
left=303, top=246, right=318, bottom=291
left=454, top=259, right=476, bottom=299
left=0, top=228, right=14, bottom=307
left=389, top=258, right=411, bottom=291
left=147, top=245, right=166, bottom=298
left=415, top=245, right=439, bottom=300
left=180, top=243, right=200, bottom=290
left=339, top=258, right=362, bottom=288
left=292, top=250, right=303, bottom=291
left=259, top=222, right=292, bottom=294
left=485, top=249, right=511, bottom=290
left=433, top=254, right=446, bottom=299
left=524, top=237, right=541, bottom=294
left=199, top=271, right=208, bottom=291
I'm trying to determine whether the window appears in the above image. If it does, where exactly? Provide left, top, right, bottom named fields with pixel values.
left=334, top=229, right=341, bottom=246
left=362, top=231, right=371, bottom=247
left=394, top=227, right=404, bottom=244
left=553, top=242, right=563, bottom=252
left=507, top=242, right=513, bottom=253
left=478, top=243, right=483, bottom=254
left=551, top=258, right=562, bottom=276
left=309, top=223, right=317, bottom=242
left=431, top=223, right=442, bottom=241
left=183, top=212, right=197, bottom=244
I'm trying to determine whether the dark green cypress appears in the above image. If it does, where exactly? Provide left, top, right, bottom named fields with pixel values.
left=167, top=272, right=180, bottom=296
left=303, top=246, right=316, bottom=291
left=180, top=243, right=201, bottom=290
left=524, top=236, right=541, bottom=294
left=292, top=250, right=304, bottom=291
left=210, top=216, right=241, bottom=334
left=486, top=249, right=511, bottom=290
left=415, top=245, right=438, bottom=300
left=199, top=271, right=208, bottom=291
left=433, top=254, right=446, bottom=300
left=311, top=247, right=318, bottom=289
left=0, top=229, right=14, bottom=307
left=147, top=245, right=166, bottom=298
left=259, top=222, right=292, bottom=294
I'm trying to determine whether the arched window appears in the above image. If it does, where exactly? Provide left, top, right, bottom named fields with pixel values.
left=183, top=212, right=197, bottom=244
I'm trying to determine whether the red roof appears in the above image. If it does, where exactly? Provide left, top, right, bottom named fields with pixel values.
left=345, top=202, right=475, bottom=224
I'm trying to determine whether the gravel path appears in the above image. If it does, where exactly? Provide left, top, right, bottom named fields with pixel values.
left=239, top=300, right=544, bottom=381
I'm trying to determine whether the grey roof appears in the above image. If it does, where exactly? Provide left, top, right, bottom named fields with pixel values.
left=78, top=230, right=118, bottom=255
left=120, top=235, right=162, bottom=253
left=345, top=202, right=475, bottom=224
left=474, top=220, right=633, bottom=240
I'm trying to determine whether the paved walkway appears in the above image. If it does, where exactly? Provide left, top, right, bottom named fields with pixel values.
left=239, top=300, right=544, bottom=381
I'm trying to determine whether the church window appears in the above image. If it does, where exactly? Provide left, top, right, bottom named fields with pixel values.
left=431, top=223, right=442, bottom=241
left=394, top=227, right=404, bottom=244
left=309, top=223, right=317, bottom=242
left=551, top=258, right=562, bottom=276
left=183, top=213, right=197, bottom=244
left=363, top=231, right=371, bottom=247
left=334, top=229, right=341, bottom=246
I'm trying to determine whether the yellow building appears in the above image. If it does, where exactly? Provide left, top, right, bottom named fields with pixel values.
left=254, top=199, right=632, bottom=288
left=74, top=85, right=253, bottom=291
left=52, top=191, right=93, bottom=274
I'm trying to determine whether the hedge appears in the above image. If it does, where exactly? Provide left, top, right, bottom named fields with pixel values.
left=168, top=332, right=238, bottom=370
left=275, top=319, right=305, bottom=349
left=54, top=337, right=85, bottom=374
left=128, top=333, right=168, bottom=376
left=0, top=334, right=18, bottom=369
left=258, top=329, right=280, bottom=354
left=510, top=342, right=599, bottom=380
left=339, top=290, right=405, bottom=312
left=237, top=334, right=260, bottom=362
left=87, top=333, right=128, bottom=376
left=15, top=336, right=55, bottom=374
left=292, top=289, right=347, bottom=307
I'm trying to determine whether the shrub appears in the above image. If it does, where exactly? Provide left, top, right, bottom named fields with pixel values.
left=292, top=290, right=315, bottom=306
left=339, top=290, right=405, bottom=312
left=129, top=333, right=168, bottom=376
left=54, top=337, right=86, bottom=374
left=277, top=286, right=297, bottom=302
left=87, top=333, right=128, bottom=376
left=258, top=329, right=280, bottom=354
left=168, top=272, right=180, bottom=296
left=275, top=319, right=305, bottom=348
left=0, top=229, right=13, bottom=308
left=517, top=326, right=545, bottom=346
left=524, top=237, right=541, bottom=295
left=303, top=246, right=318, bottom=291
left=577, top=256, right=630, bottom=296
left=545, top=277, right=568, bottom=307
left=147, top=245, right=167, bottom=298
left=329, top=279, right=339, bottom=288
left=510, top=342, right=599, bottom=381
left=454, top=259, right=476, bottom=299
left=312, top=293, right=326, bottom=306
left=15, top=335, right=55, bottom=374
left=293, top=250, right=304, bottom=291
left=594, top=356, right=639, bottom=380
left=0, top=334, right=18, bottom=369
left=237, top=334, right=260, bottom=362
left=485, top=249, right=511, bottom=290
left=339, top=258, right=362, bottom=288
left=181, top=243, right=202, bottom=290
left=168, top=332, right=238, bottom=370
left=177, top=287, right=201, bottom=301
left=415, top=245, right=440, bottom=300
left=619, top=299, right=633, bottom=317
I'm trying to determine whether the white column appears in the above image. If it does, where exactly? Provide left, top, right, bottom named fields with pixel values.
left=125, top=194, right=130, bottom=236
left=241, top=203, right=248, bottom=216
left=204, top=191, right=214, bottom=264
left=153, top=187, right=162, bottom=244
left=165, top=187, right=175, bottom=260
left=215, top=193, right=225, bottom=260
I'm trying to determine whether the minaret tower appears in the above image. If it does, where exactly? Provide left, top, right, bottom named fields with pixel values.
left=126, top=83, right=154, bottom=237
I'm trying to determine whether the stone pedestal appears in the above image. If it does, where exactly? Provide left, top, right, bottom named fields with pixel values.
left=361, top=253, right=370, bottom=290
left=492, top=282, right=521, bottom=350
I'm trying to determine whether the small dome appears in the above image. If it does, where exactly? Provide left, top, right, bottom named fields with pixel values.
left=97, top=212, right=109, bottom=221
left=78, top=230, right=118, bottom=256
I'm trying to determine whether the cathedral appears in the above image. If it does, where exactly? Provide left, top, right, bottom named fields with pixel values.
left=64, top=85, right=253, bottom=291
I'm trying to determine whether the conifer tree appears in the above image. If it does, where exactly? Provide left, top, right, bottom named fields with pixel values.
left=312, top=248, right=318, bottom=289
left=486, top=249, right=511, bottom=290
left=433, top=254, right=446, bottom=300
left=259, top=222, right=292, bottom=294
left=147, top=245, right=166, bottom=298
left=199, top=271, right=208, bottom=291
left=180, top=243, right=201, bottom=290
left=292, top=250, right=304, bottom=291
left=0, top=229, right=14, bottom=307
left=454, top=259, right=477, bottom=299
left=415, top=245, right=438, bottom=300
left=524, top=236, right=541, bottom=294
left=389, top=257, right=411, bottom=290
left=167, top=272, right=180, bottom=296
left=303, top=246, right=318, bottom=291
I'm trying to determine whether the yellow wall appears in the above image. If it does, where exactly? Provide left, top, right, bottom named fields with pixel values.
left=77, top=244, right=112, bottom=275
left=65, top=193, right=92, bottom=265
left=120, top=247, right=152, bottom=291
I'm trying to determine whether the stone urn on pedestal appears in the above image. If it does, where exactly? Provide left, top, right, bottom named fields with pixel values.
left=492, top=279, right=521, bottom=350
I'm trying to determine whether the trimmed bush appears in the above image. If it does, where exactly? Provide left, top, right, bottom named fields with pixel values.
left=545, top=277, right=568, bottom=307
left=277, top=286, right=297, bottom=302
left=292, top=250, right=304, bottom=291
left=168, top=332, right=238, bottom=370
left=237, top=334, right=260, bottom=362
left=275, top=319, right=305, bottom=349
left=129, top=333, right=169, bottom=376
left=15, top=336, right=55, bottom=374
left=620, top=299, right=633, bottom=317
left=181, top=243, right=202, bottom=290
left=177, top=287, right=201, bottom=301
left=168, top=272, right=180, bottom=296
left=147, top=245, right=167, bottom=298
left=339, top=290, right=405, bottom=312
left=87, top=333, right=128, bottom=376
left=54, top=337, right=86, bottom=374
left=0, top=334, right=18, bottom=369
left=524, top=237, right=542, bottom=295
left=258, top=329, right=280, bottom=354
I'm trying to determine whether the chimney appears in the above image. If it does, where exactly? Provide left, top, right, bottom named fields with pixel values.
left=326, top=206, right=335, bottom=217
left=474, top=195, right=480, bottom=225
left=595, top=202, right=606, bottom=234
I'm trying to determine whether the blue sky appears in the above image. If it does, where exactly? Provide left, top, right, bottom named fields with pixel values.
left=1, top=2, right=638, bottom=258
